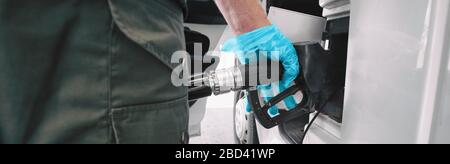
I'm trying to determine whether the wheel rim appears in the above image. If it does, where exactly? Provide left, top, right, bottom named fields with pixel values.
left=234, top=97, right=249, bottom=142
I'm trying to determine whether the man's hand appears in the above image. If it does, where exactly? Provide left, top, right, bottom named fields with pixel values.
left=215, top=0, right=271, bottom=34
left=216, top=0, right=300, bottom=117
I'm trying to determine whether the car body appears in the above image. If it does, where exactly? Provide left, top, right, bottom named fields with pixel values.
left=189, top=0, right=450, bottom=144
left=234, top=0, right=450, bottom=144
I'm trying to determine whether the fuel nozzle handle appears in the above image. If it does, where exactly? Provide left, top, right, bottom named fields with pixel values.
left=188, top=61, right=282, bottom=101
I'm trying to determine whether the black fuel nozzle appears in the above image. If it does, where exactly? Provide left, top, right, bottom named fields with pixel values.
left=187, top=43, right=327, bottom=129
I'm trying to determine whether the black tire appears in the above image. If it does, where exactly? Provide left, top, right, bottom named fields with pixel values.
left=233, top=91, right=260, bottom=144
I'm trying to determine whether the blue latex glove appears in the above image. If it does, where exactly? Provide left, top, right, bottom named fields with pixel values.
left=222, top=25, right=300, bottom=118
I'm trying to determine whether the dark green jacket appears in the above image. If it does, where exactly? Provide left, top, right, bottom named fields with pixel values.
left=0, top=0, right=189, bottom=144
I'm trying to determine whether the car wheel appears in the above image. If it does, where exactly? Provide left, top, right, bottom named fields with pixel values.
left=233, top=91, right=259, bottom=144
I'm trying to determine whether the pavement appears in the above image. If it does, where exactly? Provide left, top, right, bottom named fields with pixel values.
left=190, top=106, right=235, bottom=144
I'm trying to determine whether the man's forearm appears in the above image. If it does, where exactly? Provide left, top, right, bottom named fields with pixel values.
left=215, top=0, right=271, bottom=35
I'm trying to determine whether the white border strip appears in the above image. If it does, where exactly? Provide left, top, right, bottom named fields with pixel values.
left=417, top=0, right=450, bottom=144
